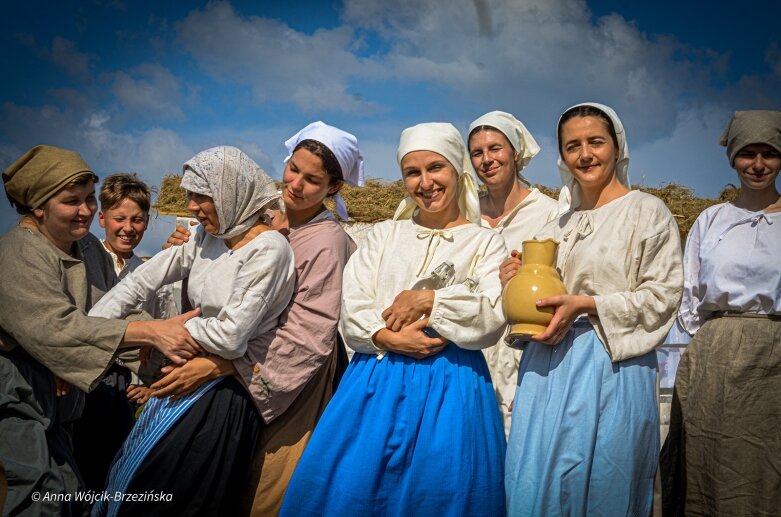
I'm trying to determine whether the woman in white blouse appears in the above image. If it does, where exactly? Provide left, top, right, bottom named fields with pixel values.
left=661, top=110, right=781, bottom=516
left=89, top=146, right=296, bottom=516
left=501, top=103, right=683, bottom=516
left=467, top=110, right=558, bottom=435
left=280, top=123, right=508, bottom=516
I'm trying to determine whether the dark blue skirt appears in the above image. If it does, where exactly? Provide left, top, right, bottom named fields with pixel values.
left=280, top=343, right=506, bottom=517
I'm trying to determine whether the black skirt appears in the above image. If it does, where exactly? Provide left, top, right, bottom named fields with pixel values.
left=120, top=376, right=262, bottom=516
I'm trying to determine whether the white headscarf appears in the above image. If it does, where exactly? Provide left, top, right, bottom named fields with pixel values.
left=181, top=146, right=279, bottom=240
left=284, top=121, right=364, bottom=220
left=468, top=110, right=541, bottom=187
left=393, top=122, right=481, bottom=225
left=556, top=102, right=630, bottom=215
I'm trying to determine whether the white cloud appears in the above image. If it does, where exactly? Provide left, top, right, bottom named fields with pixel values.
left=110, top=63, right=187, bottom=121
left=174, top=2, right=385, bottom=114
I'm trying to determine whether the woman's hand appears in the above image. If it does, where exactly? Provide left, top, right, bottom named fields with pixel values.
left=381, top=290, right=435, bottom=331
left=127, top=384, right=153, bottom=404
left=161, top=222, right=196, bottom=250
left=150, top=356, right=237, bottom=401
left=373, top=318, right=448, bottom=359
left=126, top=308, right=204, bottom=365
left=532, top=294, right=596, bottom=345
left=499, top=250, right=523, bottom=288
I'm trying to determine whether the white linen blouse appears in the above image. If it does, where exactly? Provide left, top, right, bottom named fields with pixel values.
left=536, top=190, right=683, bottom=361
left=678, top=202, right=781, bottom=335
left=89, top=226, right=296, bottom=359
left=340, top=218, right=508, bottom=355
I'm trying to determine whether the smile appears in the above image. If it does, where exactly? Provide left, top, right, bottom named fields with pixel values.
left=417, top=188, right=444, bottom=200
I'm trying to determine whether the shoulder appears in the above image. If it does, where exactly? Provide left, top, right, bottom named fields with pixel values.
left=0, top=227, right=59, bottom=270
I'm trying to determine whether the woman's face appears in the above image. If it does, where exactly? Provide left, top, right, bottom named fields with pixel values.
left=99, top=198, right=148, bottom=258
left=400, top=150, right=460, bottom=217
left=33, top=181, right=98, bottom=250
left=187, top=192, right=219, bottom=234
left=282, top=148, right=341, bottom=215
left=733, top=143, right=781, bottom=191
left=468, top=128, right=518, bottom=188
left=559, top=115, right=618, bottom=191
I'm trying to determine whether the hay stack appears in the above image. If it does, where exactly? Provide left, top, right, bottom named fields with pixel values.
left=154, top=175, right=739, bottom=239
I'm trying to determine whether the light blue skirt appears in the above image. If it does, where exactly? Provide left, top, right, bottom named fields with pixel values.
left=280, top=343, right=506, bottom=517
left=505, top=322, right=658, bottom=516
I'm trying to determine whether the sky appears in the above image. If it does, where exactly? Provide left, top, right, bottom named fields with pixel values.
left=1, top=0, right=779, bottom=255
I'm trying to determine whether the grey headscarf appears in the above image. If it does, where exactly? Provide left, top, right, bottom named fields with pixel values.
left=180, top=146, right=279, bottom=240
left=719, top=110, right=781, bottom=165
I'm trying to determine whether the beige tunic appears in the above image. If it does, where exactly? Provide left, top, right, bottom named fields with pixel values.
left=480, top=188, right=558, bottom=435
left=0, top=228, right=129, bottom=391
left=537, top=191, right=683, bottom=361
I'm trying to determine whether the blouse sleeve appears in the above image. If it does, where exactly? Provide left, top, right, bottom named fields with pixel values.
left=592, top=209, right=684, bottom=361
left=428, top=232, right=508, bottom=350
left=677, top=215, right=704, bottom=335
left=89, top=233, right=198, bottom=319
left=184, top=235, right=296, bottom=359
left=339, top=223, right=389, bottom=354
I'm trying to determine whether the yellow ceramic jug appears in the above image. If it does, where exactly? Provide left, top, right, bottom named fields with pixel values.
left=502, top=238, right=567, bottom=340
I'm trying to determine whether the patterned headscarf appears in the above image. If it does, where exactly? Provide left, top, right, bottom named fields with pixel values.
left=719, top=110, right=781, bottom=165
left=181, top=146, right=279, bottom=240
left=393, top=122, right=481, bottom=225
left=284, top=121, right=364, bottom=220
left=468, top=110, right=541, bottom=187
left=556, top=102, right=630, bottom=214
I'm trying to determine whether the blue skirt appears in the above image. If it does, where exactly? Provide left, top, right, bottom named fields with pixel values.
left=505, top=323, right=658, bottom=516
left=280, top=343, right=506, bottom=517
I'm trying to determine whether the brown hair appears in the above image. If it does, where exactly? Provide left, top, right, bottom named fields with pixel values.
left=467, top=125, right=513, bottom=151
left=99, top=173, right=152, bottom=213
left=557, top=105, right=619, bottom=154
left=293, top=139, right=344, bottom=187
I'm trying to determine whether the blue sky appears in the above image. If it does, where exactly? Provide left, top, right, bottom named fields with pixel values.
left=2, top=0, right=779, bottom=254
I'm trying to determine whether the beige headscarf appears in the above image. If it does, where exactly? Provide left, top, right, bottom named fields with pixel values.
left=3, top=145, right=96, bottom=210
left=181, top=146, right=279, bottom=240
left=468, top=110, right=541, bottom=187
left=393, top=122, right=481, bottom=225
left=719, top=110, right=781, bottom=165
left=556, top=102, right=630, bottom=215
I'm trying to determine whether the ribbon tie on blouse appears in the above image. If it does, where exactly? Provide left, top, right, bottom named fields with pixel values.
left=415, top=228, right=454, bottom=276
left=558, top=211, right=594, bottom=269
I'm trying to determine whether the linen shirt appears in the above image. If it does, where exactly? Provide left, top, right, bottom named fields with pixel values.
left=233, top=211, right=356, bottom=423
left=90, top=226, right=295, bottom=360
left=0, top=228, right=129, bottom=391
left=341, top=218, right=508, bottom=354
left=537, top=191, right=683, bottom=361
left=678, top=202, right=781, bottom=335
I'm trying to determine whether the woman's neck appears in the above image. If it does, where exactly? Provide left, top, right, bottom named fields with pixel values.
left=224, top=220, right=272, bottom=251
left=734, top=186, right=781, bottom=213
left=482, top=179, right=530, bottom=222
left=414, top=202, right=469, bottom=229
left=577, top=177, right=630, bottom=211
left=19, top=215, right=75, bottom=255
left=285, top=203, right=326, bottom=228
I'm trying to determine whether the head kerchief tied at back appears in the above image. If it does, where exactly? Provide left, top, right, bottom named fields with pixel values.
left=468, top=110, right=541, bottom=187
left=181, top=146, right=279, bottom=240
left=556, top=102, right=630, bottom=215
left=393, top=122, right=481, bottom=225
left=3, top=145, right=95, bottom=210
left=719, top=110, right=781, bottom=165
left=284, top=121, right=365, bottom=220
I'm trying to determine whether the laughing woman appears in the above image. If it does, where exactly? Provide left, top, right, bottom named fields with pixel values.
left=501, top=103, right=683, bottom=516
left=280, top=123, right=508, bottom=516
left=89, top=146, right=295, bottom=516
left=661, top=111, right=781, bottom=516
